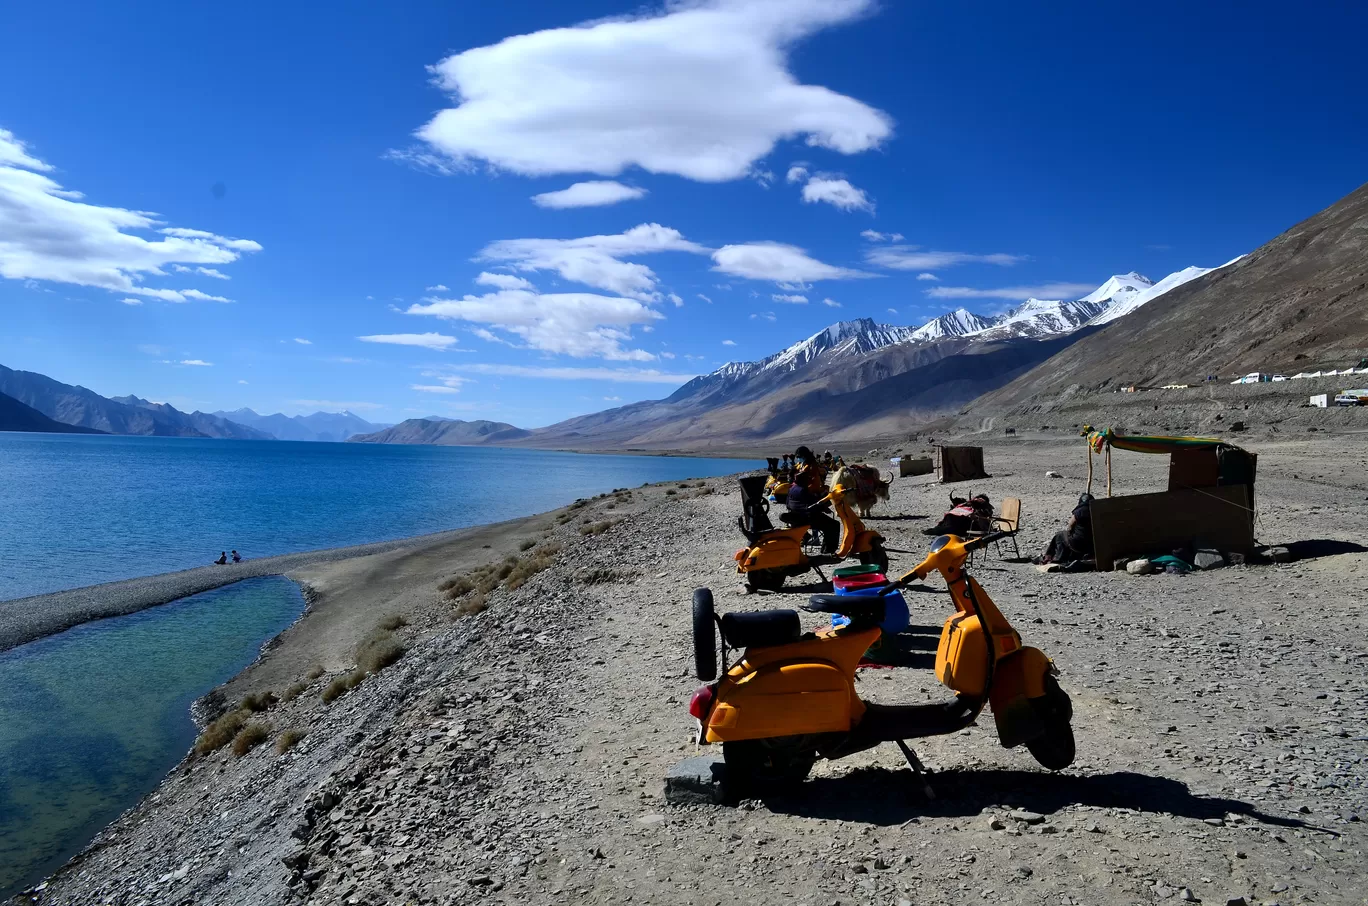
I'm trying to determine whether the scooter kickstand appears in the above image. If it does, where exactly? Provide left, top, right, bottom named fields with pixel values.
left=895, top=739, right=936, bottom=800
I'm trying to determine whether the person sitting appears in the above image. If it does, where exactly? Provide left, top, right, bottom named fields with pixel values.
left=1038, top=493, right=1095, bottom=565
left=231, top=550, right=242, bottom=563
left=214, top=552, right=228, bottom=565
left=822, top=450, right=835, bottom=469
left=786, top=446, right=839, bottom=555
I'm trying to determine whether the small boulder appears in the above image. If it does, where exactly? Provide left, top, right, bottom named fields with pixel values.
left=1266, top=546, right=1294, bottom=564
left=665, top=756, right=726, bottom=805
left=1126, top=559, right=1155, bottom=575
left=1193, top=550, right=1226, bottom=570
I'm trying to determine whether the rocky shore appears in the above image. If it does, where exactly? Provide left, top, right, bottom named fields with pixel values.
left=12, top=437, right=1368, bottom=906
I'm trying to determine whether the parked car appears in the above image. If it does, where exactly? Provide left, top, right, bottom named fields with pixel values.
left=1271, top=374, right=1288, bottom=381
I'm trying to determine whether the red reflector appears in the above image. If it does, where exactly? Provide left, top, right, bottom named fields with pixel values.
left=688, top=685, right=714, bottom=720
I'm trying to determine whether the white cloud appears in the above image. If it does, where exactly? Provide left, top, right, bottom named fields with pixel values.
left=180, top=359, right=212, bottom=366
left=358, top=332, right=460, bottom=350
left=822, top=297, right=841, bottom=307
left=886, top=308, right=897, bottom=315
left=412, top=384, right=464, bottom=394
left=120, top=297, right=142, bottom=306
left=925, top=282, right=1096, bottom=301
left=712, top=241, right=876, bottom=284
left=860, top=229, right=885, bottom=241
left=172, top=264, right=231, bottom=280
left=786, top=165, right=809, bottom=184
left=0, top=127, right=262, bottom=300
left=697, top=293, right=712, bottom=304
left=441, top=363, right=696, bottom=384
left=750, top=311, right=777, bottom=322
left=916, top=272, right=939, bottom=281
left=294, top=337, right=312, bottom=345
left=474, top=271, right=536, bottom=292
left=865, top=246, right=1025, bottom=270
left=237, top=379, right=248, bottom=384
left=478, top=223, right=707, bottom=301
left=532, top=181, right=647, bottom=209
left=667, top=293, right=683, bottom=307
left=603, top=395, right=622, bottom=401
left=771, top=293, right=807, bottom=304
left=722, top=339, right=737, bottom=346
left=181, top=289, right=233, bottom=303
left=407, top=288, right=662, bottom=361
left=408, top=0, right=891, bottom=183
left=660, top=351, right=676, bottom=359
left=426, top=284, right=449, bottom=292
left=801, top=176, right=873, bottom=213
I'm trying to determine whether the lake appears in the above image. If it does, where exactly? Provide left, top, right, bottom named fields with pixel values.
left=0, top=434, right=751, bottom=600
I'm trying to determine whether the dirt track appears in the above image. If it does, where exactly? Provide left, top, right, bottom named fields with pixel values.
left=18, top=437, right=1368, bottom=906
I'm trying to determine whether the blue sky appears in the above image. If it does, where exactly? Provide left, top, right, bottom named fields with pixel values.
left=2, top=0, right=1365, bottom=428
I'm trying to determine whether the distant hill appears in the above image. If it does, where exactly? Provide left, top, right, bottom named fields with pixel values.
left=0, top=391, right=106, bottom=435
left=347, top=418, right=530, bottom=446
left=970, top=182, right=1368, bottom=414
left=0, top=365, right=266, bottom=438
left=211, top=408, right=388, bottom=442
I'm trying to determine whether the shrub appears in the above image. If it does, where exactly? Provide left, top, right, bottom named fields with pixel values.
left=579, top=521, right=614, bottom=536
left=665, top=489, right=677, bottom=496
left=232, top=722, right=270, bottom=757
left=696, top=486, right=714, bottom=496
left=322, top=670, right=364, bottom=704
left=578, top=567, right=625, bottom=585
left=305, top=665, right=324, bottom=680
left=519, top=539, right=537, bottom=551
left=441, top=576, right=475, bottom=600
left=376, top=614, right=408, bottom=632
left=505, top=543, right=561, bottom=590
left=275, top=728, right=306, bottom=755
left=194, top=710, right=248, bottom=756
left=455, top=593, right=489, bottom=616
left=356, top=629, right=405, bottom=674
left=238, top=691, right=278, bottom=713
left=281, top=682, right=307, bottom=703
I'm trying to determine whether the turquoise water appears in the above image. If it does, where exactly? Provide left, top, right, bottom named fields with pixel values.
left=0, top=577, right=306, bottom=897
left=0, top=434, right=750, bottom=600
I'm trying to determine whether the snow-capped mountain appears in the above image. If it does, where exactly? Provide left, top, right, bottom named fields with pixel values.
left=1080, top=272, right=1153, bottom=307
left=758, top=319, right=916, bottom=374
left=968, top=298, right=1108, bottom=340
left=908, top=308, right=998, bottom=341
left=1087, top=265, right=1213, bottom=326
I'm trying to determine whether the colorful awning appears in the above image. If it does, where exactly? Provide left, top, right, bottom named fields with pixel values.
left=1081, top=425, right=1224, bottom=455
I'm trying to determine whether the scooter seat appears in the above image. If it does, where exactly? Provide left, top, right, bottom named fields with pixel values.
left=804, top=594, right=886, bottom=629
left=720, top=609, right=802, bottom=649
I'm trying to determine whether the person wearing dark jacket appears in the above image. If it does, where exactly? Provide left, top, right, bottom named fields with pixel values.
left=1039, top=493, right=1094, bottom=564
left=786, top=446, right=839, bottom=555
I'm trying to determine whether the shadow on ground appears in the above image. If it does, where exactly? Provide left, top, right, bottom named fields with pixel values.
left=1284, top=539, right=1368, bottom=560
left=763, top=767, right=1317, bottom=831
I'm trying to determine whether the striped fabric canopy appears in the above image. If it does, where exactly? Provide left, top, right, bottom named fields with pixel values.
left=1081, top=425, right=1224, bottom=455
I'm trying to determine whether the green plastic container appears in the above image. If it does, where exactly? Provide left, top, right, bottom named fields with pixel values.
left=833, top=563, right=882, bottom=578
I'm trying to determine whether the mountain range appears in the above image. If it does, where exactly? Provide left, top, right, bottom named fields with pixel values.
left=348, top=418, right=529, bottom=445
left=0, top=365, right=385, bottom=441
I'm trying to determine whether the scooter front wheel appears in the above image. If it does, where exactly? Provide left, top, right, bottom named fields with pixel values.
left=1025, top=675, right=1075, bottom=771
left=744, top=569, right=787, bottom=592
left=723, top=737, right=817, bottom=795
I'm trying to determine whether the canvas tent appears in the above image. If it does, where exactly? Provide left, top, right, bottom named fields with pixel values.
left=936, top=445, right=988, bottom=483
left=1080, top=427, right=1258, bottom=570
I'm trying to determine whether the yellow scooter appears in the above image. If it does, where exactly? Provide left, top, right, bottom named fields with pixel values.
left=733, top=475, right=887, bottom=592
left=693, top=531, right=1075, bottom=795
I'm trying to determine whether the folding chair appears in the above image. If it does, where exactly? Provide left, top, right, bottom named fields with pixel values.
left=968, top=497, right=1022, bottom=562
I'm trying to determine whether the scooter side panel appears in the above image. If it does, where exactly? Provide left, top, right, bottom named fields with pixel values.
left=988, top=646, right=1053, bottom=748
left=736, top=529, right=809, bottom=573
left=706, top=662, right=855, bottom=742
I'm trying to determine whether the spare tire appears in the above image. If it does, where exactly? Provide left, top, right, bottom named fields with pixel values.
left=692, top=588, right=717, bottom=681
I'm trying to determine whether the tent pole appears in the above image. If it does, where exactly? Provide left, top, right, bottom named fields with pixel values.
left=1086, top=448, right=1093, bottom=495
left=1106, top=446, right=1113, bottom=497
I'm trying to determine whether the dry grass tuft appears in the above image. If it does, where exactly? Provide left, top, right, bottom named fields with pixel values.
left=518, top=538, right=537, bottom=551
left=322, top=670, right=364, bottom=704
left=455, top=593, right=489, bottom=616
left=376, top=613, right=408, bottom=632
left=356, top=629, right=405, bottom=674
left=665, top=489, right=677, bottom=496
left=305, top=665, right=324, bottom=680
left=281, top=682, right=307, bottom=703
left=238, top=691, right=278, bottom=713
left=275, top=728, right=306, bottom=755
left=231, top=722, right=270, bottom=757
left=578, top=567, right=627, bottom=585
left=579, top=520, right=615, bottom=536
left=194, top=710, right=248, bottom=756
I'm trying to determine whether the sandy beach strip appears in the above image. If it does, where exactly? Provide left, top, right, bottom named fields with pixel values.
left=0, top=518, right=549, bottom=654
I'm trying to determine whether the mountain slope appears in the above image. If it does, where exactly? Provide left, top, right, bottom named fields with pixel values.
left=112, top=396, right=273, bottom=440
left=974, top=182, right=1368, bottom=411
left=0, top=366, right=207, bottom=437
left=0, top=391, right=106, bottom=434
left=348, top=418, right=529, bottom=446
left=212, top=408, right=387, bottom=442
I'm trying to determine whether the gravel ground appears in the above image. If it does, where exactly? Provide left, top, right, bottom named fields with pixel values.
left=13, top=438, right=1368, bottom=906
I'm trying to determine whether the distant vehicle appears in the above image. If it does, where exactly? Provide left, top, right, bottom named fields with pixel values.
left=1333, top=395, right=1363, bottom=407
left=1271, top=374, right=1287, bottom=381
left=1232, top=372, right=1270, bottom=385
